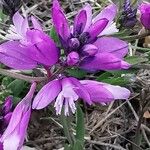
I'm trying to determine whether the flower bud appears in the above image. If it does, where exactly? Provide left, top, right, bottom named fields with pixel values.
left=69, top=38, right=80, bottom=50
left=2, top=96, right=12, bottom=115
left=67, top=51, right=79, bottom=66
left=3, top=112, right=12, bottom=125
left=82, top=44, right=98, bottom=56
left=120, top=0, right=137, bottom=28
left=140, top=3, right=150, bottom=30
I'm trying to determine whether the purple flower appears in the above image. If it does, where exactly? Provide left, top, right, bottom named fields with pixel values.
left=0, top=82, right=36, bottom=150
left=0, top=13, right=59, bottom=70
left=52, top=0, right=130, bottom=71
left=140, top=3, right=150, bottom=30
left=32, top=77, right=130, bottom=116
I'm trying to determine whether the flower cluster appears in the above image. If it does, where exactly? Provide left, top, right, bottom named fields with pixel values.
left=2, top=0, right=149, bottom=149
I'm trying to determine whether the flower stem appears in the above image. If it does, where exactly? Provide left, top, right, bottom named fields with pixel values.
left=120, top=31, right=150, bottom=40
left=0, top=68, right=46, bottom=83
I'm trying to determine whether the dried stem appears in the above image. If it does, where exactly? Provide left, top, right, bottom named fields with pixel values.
left=0, top=68, right=46, bottom=83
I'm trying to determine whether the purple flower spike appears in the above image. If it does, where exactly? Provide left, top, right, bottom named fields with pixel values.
left=0, top=82, right=36, bottom=150
left=33, top=77, right=130, bottom=115
left=140, top=3, right=150, bottom=30
left=52, top=0, right=130, bottom=72
left=2, top=97, right=12, bottom=115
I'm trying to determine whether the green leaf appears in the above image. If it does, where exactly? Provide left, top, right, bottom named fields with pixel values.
left=50, top=26, right=60, bottom=44
left=64, top=144, right=71, bottom=150
left=75, top=104, right=85, bottom=145
left=72, top=140, right=84, bottom=150
left=7, top=79, right=26, bottom=97
left=67, top=68, right=87, bottom=79
left=2, top=77, right=13, bottom=87
left=96, top=72, right=112, bottom=81
left=109, top=69, right=137, bottom=77
left=101, top=77, right=129, bottom=86
left=125, top=56, right=148, bottom=65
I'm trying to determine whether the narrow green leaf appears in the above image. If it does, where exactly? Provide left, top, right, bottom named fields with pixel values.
left=96, top=72, right=112, bottom=81
left=7, top=79, right=25, bottom=97
left=50, top=26, right=60, bottom=44
left=125, top=56, right=148, bottom=65
left=101, top=77, right=129, bottom=86
left=76, top=104, right=85, bottom=145
left=66, top=68, right=87, bottom=79
left=72, top=140, right=84, bottom=150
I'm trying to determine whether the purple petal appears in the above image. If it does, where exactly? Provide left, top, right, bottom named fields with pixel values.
left=67, top=51, right=79, bottom=66
left=32, top=79, right=61, bottom=109
left=13, top=12, right=24, bottom=34
left=83, top=4, right=92, bottom=32
left=4, top=113, right=12, bottom=125
left=87, top=18, right=108, bottom=42
left=1, top=83, right=36, bottom=149
left=2, top=96, right=12, bottom=115
left=80, top=80, right=130, bottom=103
left=103, top=83, right=130, bottom=99
left=80, top=52, right=131, bottom=71
left=0, top=142, right=3, bottom=150
left=52, top=0, right=70, bottom=41
left=21, top=18, right=29, bottom=38
left=69, top=77, right=92, bottom=105
left=140, top=3, right=150, bottom=29
left=74, top=10, right=87, bottom=34
left=93, top=4, right=117, bottom=25
left=3, top=109, right=31, bottom=150
left=80, top=80, right=114, bottom=103
left=31, top=16, right=42, bottom=31
left=26, top=30, right=59, bottom=66
left=82, top=44, right=98, bottom=56
left=93, top=4, right=118, bottom=35
left=0, top=41, right=37, bottom=70
left=94, top=37, right=128, bottom=58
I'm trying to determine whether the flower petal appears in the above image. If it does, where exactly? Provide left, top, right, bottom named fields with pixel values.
left=0, top=41, right=37, bottom=70
left=13, top=12, right=24, bottom=34
left=94, top=37, right=128, bottom=58
left=1, top=83, right=36, bottom=148
left=80, top=80, right=114, bottom=103
left=103, top=84, right=130, bottom=100
left=83, top=4, right=92, bottom=32
left=80, top=80, right=130, bottom=103
left=52, top=0, right=70, bottom=41
left=31, top=16, right=42, bottom=31
left=87, top=18, right=108, bottom=42
left=32, top=79, right=61, bottom=109
left=69, top=77, right=92, bottom=105
left=93, top=4, right=118, bottom=35
left=93, top=4, right=117, bottom=25
left=26, top=30, right=59, bottom=66
left=74, top=10, right=87, bottom=34
left=80, top=52, right=131, bottom=71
